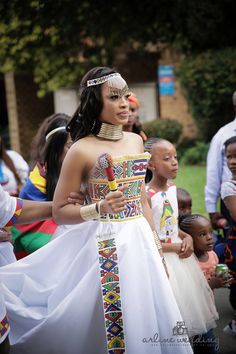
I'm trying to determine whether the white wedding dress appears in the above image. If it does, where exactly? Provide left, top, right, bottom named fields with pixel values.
left=0, top=153, right=193, bottom=354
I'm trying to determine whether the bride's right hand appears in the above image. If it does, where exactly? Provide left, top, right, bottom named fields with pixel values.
left=100, top=186, right=128, bottom=214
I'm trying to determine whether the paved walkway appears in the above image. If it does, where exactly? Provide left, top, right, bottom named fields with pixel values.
left=214, top=288, right=235, bottom=353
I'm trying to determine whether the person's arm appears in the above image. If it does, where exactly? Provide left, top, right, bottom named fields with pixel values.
left=221, top=181, right=236, bottom=222
left=141, top=185, right=169, bottom=276
left=223, top=195, right=236, bottom=222
left=205, top=132, right=224, bottom=227
left=16, top=200, right=52, bottom=224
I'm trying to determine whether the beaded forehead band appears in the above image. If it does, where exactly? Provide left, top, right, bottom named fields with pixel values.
left=45, top=126, right=66, bottom=141
left=87, top=73, right=127, bottom=89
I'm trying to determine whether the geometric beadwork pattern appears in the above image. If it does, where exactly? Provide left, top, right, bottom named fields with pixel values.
left=0, top=315, right=9, bottom=338
left=5, top=198, right=23, bottom=227
left=89, top=153, right=150, bottom=222
left=98, top=238, right=125, bottom=354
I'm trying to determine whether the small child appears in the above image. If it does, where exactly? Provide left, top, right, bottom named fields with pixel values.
left=179, top=213, right=233, bottom=352
left=177, top=187, right=192, bottom=218
left=179, top=213, right=232, bottom=289
left=146, top=138, right=219, bottom=339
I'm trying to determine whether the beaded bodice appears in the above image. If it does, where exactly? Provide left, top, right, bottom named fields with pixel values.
left=88, top=153, right=150, bottom=221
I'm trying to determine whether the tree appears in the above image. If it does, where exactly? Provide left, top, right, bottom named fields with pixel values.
left=0, top=0, right=235, bottom=96
left=177, top=48, right=236, bottom=140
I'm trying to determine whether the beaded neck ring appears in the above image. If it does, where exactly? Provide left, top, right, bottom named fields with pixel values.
left=96, top=122, right=123, bottom=141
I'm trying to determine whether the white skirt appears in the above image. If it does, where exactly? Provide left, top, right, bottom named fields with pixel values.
left=0, top=242, right=15, bottom=344
left=0, top=284, right=10, bottom=344
left=0, top=217, right=193, bottom=354
left=165, top=251, right=219, bottom=336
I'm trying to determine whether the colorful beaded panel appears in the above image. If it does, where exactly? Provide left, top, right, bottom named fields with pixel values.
left=0, top=315, right=9, bottom=339
left=98, top=238, right=125, bottom=354
left=5, top=198, right=23, bottom=227
left=89, top=154, right=150, bottom=222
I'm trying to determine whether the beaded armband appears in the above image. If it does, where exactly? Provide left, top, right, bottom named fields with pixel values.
left=152, top=230, right=162, bottom=250
left=5, top=198, right=23, bottom=227
left=80, top=202, right=101, bottom=221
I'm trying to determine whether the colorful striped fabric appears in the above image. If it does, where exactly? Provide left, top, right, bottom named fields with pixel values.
left=11, top=163, right=57, bottom=259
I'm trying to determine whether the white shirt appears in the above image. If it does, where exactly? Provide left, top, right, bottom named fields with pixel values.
left=205, top=118, right=236, bottom=213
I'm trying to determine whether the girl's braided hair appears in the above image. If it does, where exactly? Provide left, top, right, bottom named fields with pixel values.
left=179, top=213, right=205, bottom=236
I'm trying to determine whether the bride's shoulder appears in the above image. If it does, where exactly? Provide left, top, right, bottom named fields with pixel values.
left=123, top=131, right=143, bottom=147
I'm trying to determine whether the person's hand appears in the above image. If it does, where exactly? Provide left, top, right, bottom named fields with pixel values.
left=67, top=191, right=85, bottom=205
left=0, top=229, right=12, bottom=243
left=209, top=212, right=224, bottom=229
left=178, top=235, right=193, bottom=258
left=100, top=186, right=127, bottom=214
left=209, top=272, right=233, bottom=289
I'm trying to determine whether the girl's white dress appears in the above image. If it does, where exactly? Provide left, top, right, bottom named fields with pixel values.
left=0, top=154, right=193, bottom=354
left=147, top=183, right=219, bottom=337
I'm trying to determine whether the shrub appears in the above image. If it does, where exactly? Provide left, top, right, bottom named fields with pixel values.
left=176, top=47, right=236, bottom=141
left=142, top=118, right=183, bottom=144
left=180, top=141, right=209, bottom=165
left=177, top=137, right=198, bottom=161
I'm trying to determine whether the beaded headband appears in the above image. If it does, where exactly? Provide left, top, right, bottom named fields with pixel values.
left=87, top=73, right=126, bottom=88
left=45, top=126, right=66, bottom=141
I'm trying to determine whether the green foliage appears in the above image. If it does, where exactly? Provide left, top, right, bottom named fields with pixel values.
left=0, top=1, right=236, bottom=95
left=175, top=165, right=206, bottom=215
left=179, top=141, right=209, bottom=165
left=142, top=118, right=183, bottom=144
left=177, top=47, right=236, bottom=141
left=0, top=0, right=236, bottom=95
left=176, top=137, right=197, bottom=161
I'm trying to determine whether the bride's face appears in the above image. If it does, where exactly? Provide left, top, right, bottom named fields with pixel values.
left=99, top=82, right=130, bottom=126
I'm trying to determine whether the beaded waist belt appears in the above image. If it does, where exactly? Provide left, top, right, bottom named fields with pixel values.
left=99, top=199, right=143, bottom=222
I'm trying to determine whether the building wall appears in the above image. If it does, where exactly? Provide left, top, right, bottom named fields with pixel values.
left=115, top=46, right=199, bottom=139
left=158, top=47, right=198, bottom=138
left=5, top=73, right=54, bottom=160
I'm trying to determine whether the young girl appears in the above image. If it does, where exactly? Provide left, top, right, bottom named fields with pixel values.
left=220, top=136, right=236, bottom=333
left=146, top=138, right=219, bottom=338
left=0, top=67, right=193, bottom=354
left=179, top=213, right=233, bottom=352
left=179, top=213, right=232, bottom=289
left=11, top=113, right=73, bottom=258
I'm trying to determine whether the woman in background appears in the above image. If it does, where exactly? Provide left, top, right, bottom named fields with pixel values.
left=11, top=113, right=73, bottom=258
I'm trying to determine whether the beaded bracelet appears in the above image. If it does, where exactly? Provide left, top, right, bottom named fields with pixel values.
left=80, top=201, right=101, bottom=221
left=152, top=230, right=162, bottom=250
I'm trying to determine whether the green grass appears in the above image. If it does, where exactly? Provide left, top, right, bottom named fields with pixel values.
left=174, top=164, right=207, bottom=216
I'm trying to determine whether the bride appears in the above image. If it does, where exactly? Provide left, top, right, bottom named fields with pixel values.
left=0, top=66, right=193, bottom=354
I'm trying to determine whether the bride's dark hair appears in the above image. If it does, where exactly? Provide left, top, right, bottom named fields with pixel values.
left=67, top=66, right=117, bottom=142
